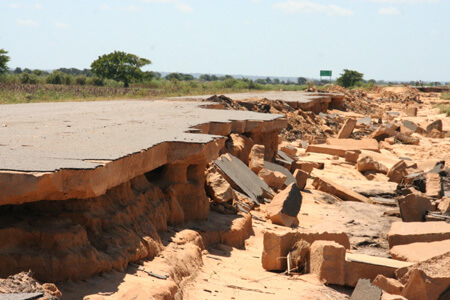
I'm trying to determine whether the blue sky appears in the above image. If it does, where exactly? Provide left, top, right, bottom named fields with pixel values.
left=0, top=0, right=449, bottom=81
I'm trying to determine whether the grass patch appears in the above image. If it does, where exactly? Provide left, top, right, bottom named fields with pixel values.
left=441, top=93, right=450, bottom=101
left=0, top=80, right=307, bottom=104
left=434, top=103, right=450, bottom=117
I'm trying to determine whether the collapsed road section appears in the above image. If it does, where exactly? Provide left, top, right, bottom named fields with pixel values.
left=0, top=99, right=286, bottom=283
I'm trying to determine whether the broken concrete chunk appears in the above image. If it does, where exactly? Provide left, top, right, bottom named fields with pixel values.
left=387, top=221, right=450, bottom=248
left=438, top=197, right=450, bottom=212
left=327, top=138, right=380, bottom=152
left=213, top=153, right=273, bottom=204
left=396, top=252, right=450, bottom=300
left=345, top=151, right=360, bottom=163
left=266, top=183, right=302, bottom=227
left=372, top=275, right=404, bottom=295
left=405, top=107, right=417, bottom=117
left=387, top=160, right=407, bottom=183
left=390, top=239, right=450, bottom=263
left=293, top=169, right=308, bottom=191
left=337, top=118, right=357, bottom=139
left=221, top=133, right=255, bottom=165
left=258, top=168, right=287, bottom=190
left=312, top=177, right=372, bottom=203
left=261, top=229, right=350, bottom=271
left=350, top=279, right=382, bottom=300
left=310, top=240, right=346, bottom=286
left=426, top=119, right=443, bottom=133
left=248, top=144, right=265, bottom=174
left=345, top=253, right=413, bottom=287
left=400, top=120, right=420, bottom=134
left=426, top=172, right=442, bottom=198
left=393, top=131, right=420, bottom=145
left=356, top=155, right=389, bottom=174
left=279, top=145, right=298, bottom=158
left=264, top=161, right=296, bottom=186
left=397, top=193, right=432, bottom=222
left=370, top=125, right=397, bottom=142
left=291, top=160, right=323, bottom=174
left=205, top=166, right=234, bottom=203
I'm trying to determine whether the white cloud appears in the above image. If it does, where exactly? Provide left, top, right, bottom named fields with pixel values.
left=175, top=3, right=193, bottom=12
left=55, top=21, right=68, bottom=29
left=118, top=4, right=139, bottom=11
left=366, top=0, right=439, bottom=3
left=140, top=0, right=194, bottom=13
left=274, top=1, right=354, bottom=16
left=17, top=18, right=38, bottom=26
left=10, top=3, right=43, bottom=9
left=379, top=6, right=401, bottom=14
left=100, top=3, right=112, bottom=10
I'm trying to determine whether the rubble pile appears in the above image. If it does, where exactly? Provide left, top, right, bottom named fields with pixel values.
left=203, top=90, right=449, bottom=299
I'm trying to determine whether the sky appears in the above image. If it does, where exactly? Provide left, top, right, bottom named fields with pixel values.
left=0, top=0, right=449, bottom=81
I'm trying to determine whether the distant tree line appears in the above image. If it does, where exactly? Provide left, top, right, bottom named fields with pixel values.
left=1, top=49, right=448, bottom=89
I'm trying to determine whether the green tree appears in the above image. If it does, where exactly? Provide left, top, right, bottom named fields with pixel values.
left=336, top=69, right=364, bottom=88
left=90, top=51, right=151, bottom=87
left=297, top=77, right=307, bottom=85
left=0, top=49, right=10, bottom=75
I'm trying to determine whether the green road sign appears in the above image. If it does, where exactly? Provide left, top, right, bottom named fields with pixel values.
left=320, top=70, right=332, bottom=77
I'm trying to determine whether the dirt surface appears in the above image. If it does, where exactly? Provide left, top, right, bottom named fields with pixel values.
left=2, top=86, right=450, bottom=299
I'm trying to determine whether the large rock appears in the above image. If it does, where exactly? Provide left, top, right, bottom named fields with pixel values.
left=261, top=229, right=350, bottom=271
left=396, top=252, right=450, bottom=300
left=248, top=144, right=265, bottom=174
left=390, top=239, right=450, bottom=263
left=258, top=168, right=287, bottom=190
left=205, top=166, right=234, bottom=203
left=337, top=118, right=357, bottom=139
left=266, top=183, right=302, bottom=227
left=397, top=193, right=432, bottom=222
left=310, top=240, right=346, bottom=285
left=387, top=221, right=450, bottom=248
left=312, top=177, right=372, bottom=203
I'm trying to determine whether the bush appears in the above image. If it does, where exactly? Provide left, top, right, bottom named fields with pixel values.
left=75, top=75, right=87, bottom=85
left=88, top=76, right=104, bottom=86
left=21, top=73, right=39, bottom=84
left=46, top=71, right=65, bottom=85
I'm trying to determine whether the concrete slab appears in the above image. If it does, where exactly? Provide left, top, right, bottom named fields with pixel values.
left=0, top=100, right=286, bottom=205
left=388, top=221, right=450, bottom=248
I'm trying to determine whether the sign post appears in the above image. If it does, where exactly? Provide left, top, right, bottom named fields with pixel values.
left=320, top=70, right=332, bottom=84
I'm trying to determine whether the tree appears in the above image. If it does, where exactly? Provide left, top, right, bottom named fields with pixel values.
left=336, top=69, right=364, bottom=88
left=0, top=49, right=10, bottom=75
left=297, top=77, right=307, bottom=85
left=90, top=51, right=151, bottom=87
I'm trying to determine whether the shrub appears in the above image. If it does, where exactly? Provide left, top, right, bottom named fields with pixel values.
left=21, top=73, right=39, bottom=84
left=75, top=75, right=87, bottom=85
left=88, top=76, right=104, bottom=86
